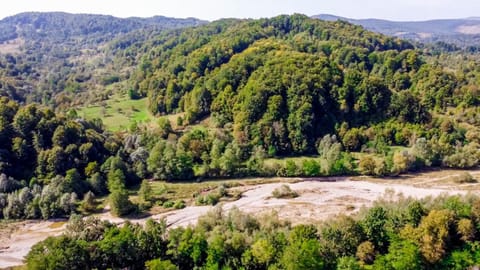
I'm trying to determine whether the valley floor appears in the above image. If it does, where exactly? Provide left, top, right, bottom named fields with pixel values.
left=0, top=169, right=479, bottom=268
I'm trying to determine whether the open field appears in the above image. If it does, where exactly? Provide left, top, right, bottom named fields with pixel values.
left=0, top=169, right=479, bottom=268
left=142, top=177, right=302, bottom=213
left=0, top=38, right=24, bottom=54
left=76, top=95, right=154, bottom=131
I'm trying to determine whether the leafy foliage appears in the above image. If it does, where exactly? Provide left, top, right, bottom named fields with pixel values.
left=0, top=12, right=204, bottom=107
left=0, top=13, right=480, bottom=224
left=26, top=194, right=480, bottom=269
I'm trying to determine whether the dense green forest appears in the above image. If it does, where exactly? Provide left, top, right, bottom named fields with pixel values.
left=130, top=14, right=480, bottom=177
left=0, top=11, right=479, bottom=269
left=26, top=194, right=480, bottom=269
left=0, top=12, right=204, bottom=106
left=0, top=14, right=479, bottom=221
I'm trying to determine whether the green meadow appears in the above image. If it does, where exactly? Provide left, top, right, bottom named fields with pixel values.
left=77, top=95, right=154, bottom=131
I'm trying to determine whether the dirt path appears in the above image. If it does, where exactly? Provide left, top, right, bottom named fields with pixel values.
left=0, top=169, right=478, bottom=268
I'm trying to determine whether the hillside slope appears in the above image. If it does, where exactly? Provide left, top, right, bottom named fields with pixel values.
left=0, top=12, right=205, bottom=44
left=132, top=14, right=474, bottom=158
left=0, top=12, right=205, bottom=105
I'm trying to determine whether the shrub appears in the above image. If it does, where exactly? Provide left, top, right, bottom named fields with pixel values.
left=145, top=259, right=177, bottom=270
left=285, top=160, right=299, bottom=176
left=128, top=89, right=141, bottom=100
left=272, top=185, right=298, bottom=199
left=337, top=256, right=361, bottom=270
left=302, top=159, right=321, bottom=176
left=195, top=193, right=220, bottom=206
left=162, top=201, right=174, bottom=208
left=356, top=241, right=376, bottom=264
left=451, top=172, right=477, bottom=184
left=358, top=156, right=389, bottom=176
left=195, top=185, right=228, bottom=206
left=173, top=200, right=186, bottom=209
left=101, top=75, right=120, bottom=86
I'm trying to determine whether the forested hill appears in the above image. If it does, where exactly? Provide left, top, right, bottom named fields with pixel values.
left=313, top=14, right=480, bottom=48
left=0, top=12, right=205, bottom=105
left=133, top=14, right=458, bottom=157
left=136, top=13, right=415, bottom=121
left=0, top=12, right=206, bottom=43
left=2, top=13, right=480, bottom=269
left=0, top=13, right=479, bottom=222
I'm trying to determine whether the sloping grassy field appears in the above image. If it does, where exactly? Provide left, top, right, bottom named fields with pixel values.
left=77, top=95, right=154, bottom=131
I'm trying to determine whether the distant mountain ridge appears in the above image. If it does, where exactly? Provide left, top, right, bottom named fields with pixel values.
left=0, top=12, right=206, bottom=43
left=313, top=14, right=480, bottom=47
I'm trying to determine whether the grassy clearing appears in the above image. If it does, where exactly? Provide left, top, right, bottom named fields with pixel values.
left=77, top=94, right=154, bottom=131
left=147, top=178, right=282, bottom=201
left=136, top=178, right=299, bottom=214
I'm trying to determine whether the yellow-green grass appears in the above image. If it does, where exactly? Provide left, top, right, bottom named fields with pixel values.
left=48, top=221, right=67, bottom=229
left=77, top=95, right=154, bottom=131
left=264, top=156, right=320, bottom=167
left=144, top=178, right=297, bottom=202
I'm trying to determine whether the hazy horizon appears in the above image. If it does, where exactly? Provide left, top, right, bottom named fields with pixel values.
left=1, top=0, right=480, bottom=22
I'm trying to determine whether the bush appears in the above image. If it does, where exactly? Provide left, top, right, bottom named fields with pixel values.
left=146, top=259, right=177, bottom=270
left=356, top=241, right=376, bottom=264
left=272, top=185, right=298, bottom=199
left=217, top=183, right=228, bottom=197
left=285, top=160, right=299, bottom=176
left=162, top=201, right=175, bottom=208
left=442, top=143, right=480, bottom=168
left=173, top=200, right=186, bottom=209
left=195, top=185, right=228, bottom=206
left=195, top=193, right=220, bottom=205
left=138, top=180, right=153, bottom=203
left=157, top=117, right=172, bottom=139
left=337, top=256, right=361, bottom=270
left=451, top=172, right=477, bottom=184
left=358, top=156, right=376, bottom=175
left=128, top=89, right=141, bottom=100
left=302, top=159, right=321, bottom=176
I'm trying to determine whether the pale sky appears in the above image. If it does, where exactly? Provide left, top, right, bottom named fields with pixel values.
left=1, top=0, right=479, bottom=21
